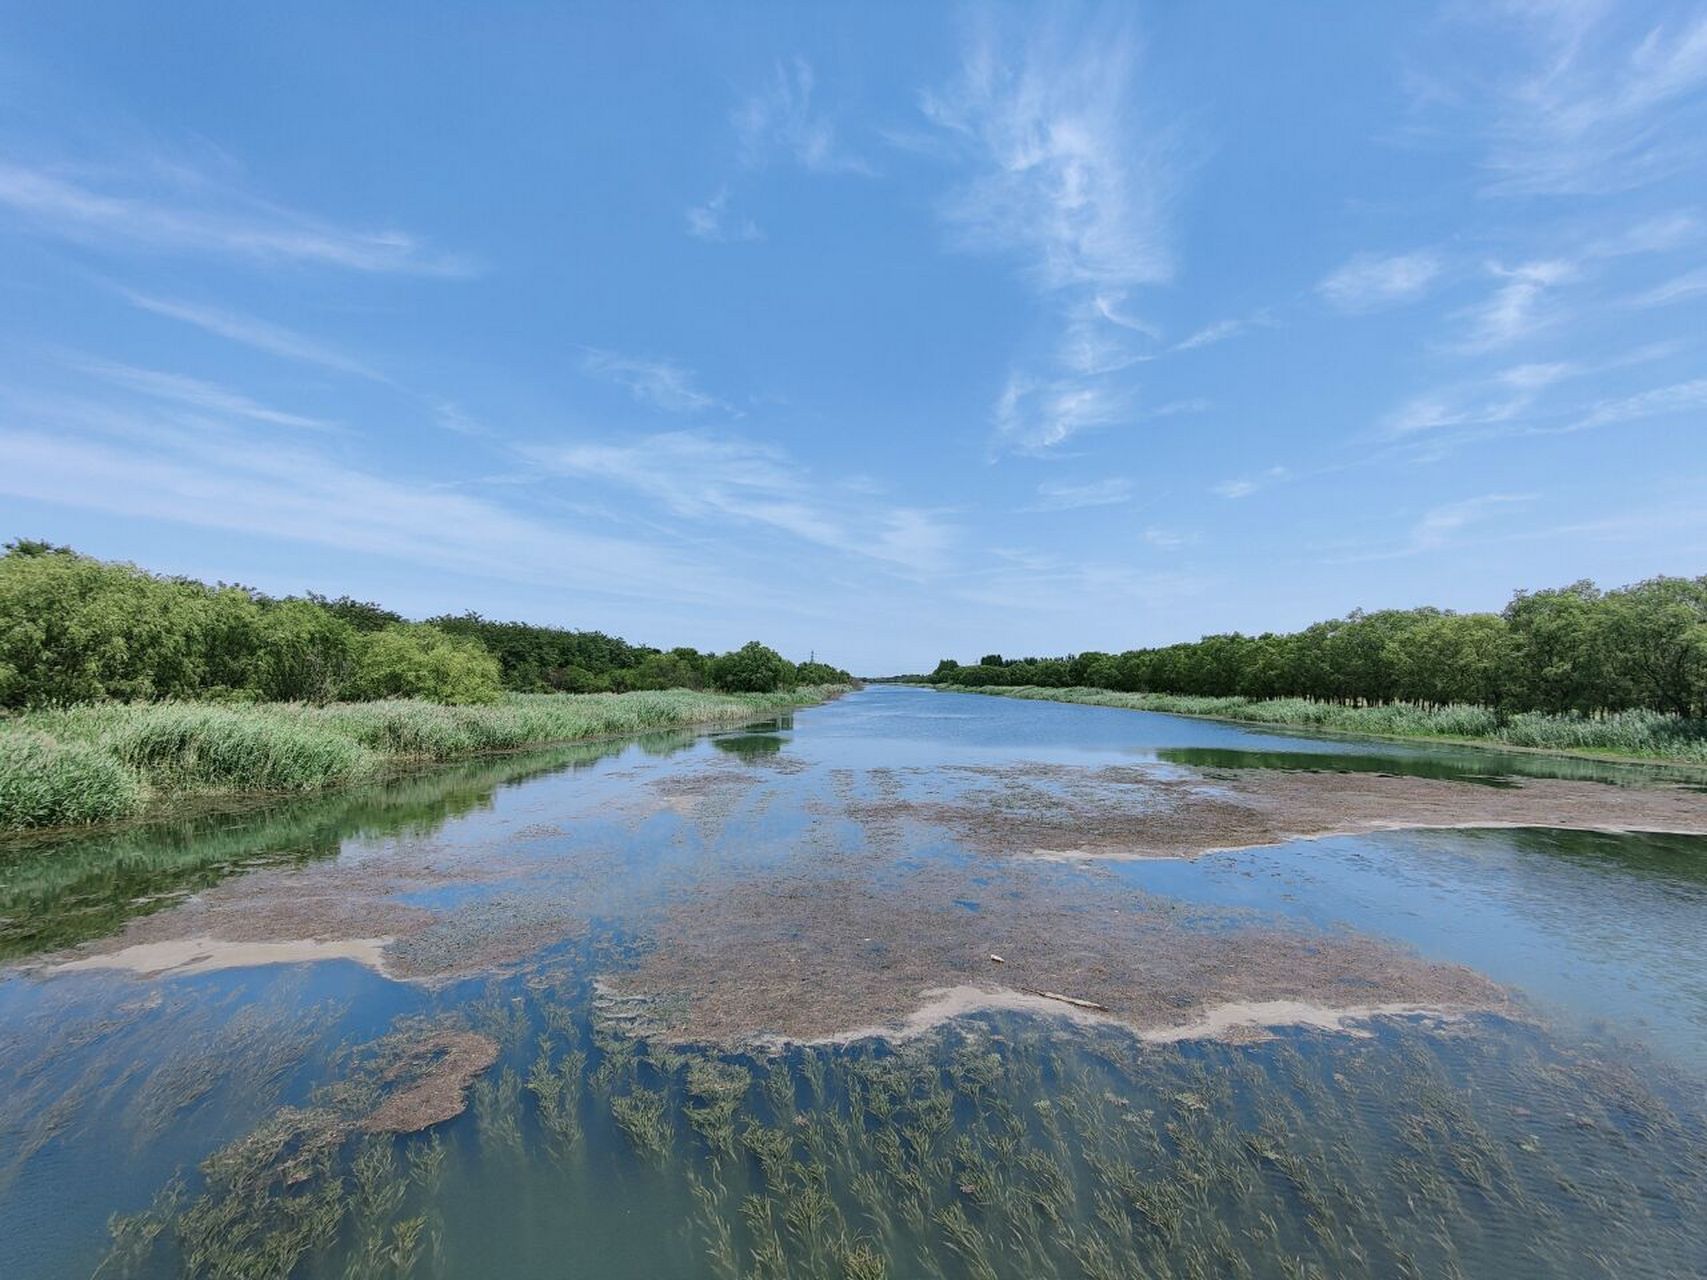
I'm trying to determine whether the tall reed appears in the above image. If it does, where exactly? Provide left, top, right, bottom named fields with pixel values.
left=0, top=685, right=849, bottom=831
left=952, top=686, right=1707, bottom=763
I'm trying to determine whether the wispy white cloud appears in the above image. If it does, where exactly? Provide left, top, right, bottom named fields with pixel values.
left=431, top=401, right=492, bottom=437
left=1553, top=377, right=1707, bottom=433
left=118, top=289, right=386, bottom=381
left=1213, top=465, right=1290, bottom=500
left=1056, top=294, right=1154, bottom=375
left=1381, top=361, right=1572, bottom=437
left=1374, top=349, right=1702, bottom=461
left=1317, top=250, right=1442, bottom=312
left=735, top=58, right=872, bottom=175
left=1408, top=493, right=1533, bottom=552
left=994, top=375, right=1130, bottom=452
left=1141, top=526, right=1196, bottom=549
left=67, top=357, right=335, bottom=431
left=527, top=430, right=954, bottom=575
left=994, top=381, right=1204, bottom=455
left=921, top=14, right=1173, bottom=292
left=1629, top=264, right=1707, bottom=306
left=579, top=348, right=735, bottom=415
left=0, top=425, right=741, bottom=605
left=953, top=547, right=1205, bottom=614
left=1093, top=292, right=1160, bottom=337
left=1461, top=3, right=1707, bottom=195
left=1171, top=318, right=1244, bottom=351
left=922, top=11, right=1184, bottom=453
left=1585, top=210, right=1701, bottom=257
left=1030, top=476, right=1132, bottom=510
left=1456, top=258, right=1577, bottom=349
left=0, top=158, right=464, bottom=274
left=685, top=186, right=763, bottom=243
left=1324, top=493, right=1537, bottom=563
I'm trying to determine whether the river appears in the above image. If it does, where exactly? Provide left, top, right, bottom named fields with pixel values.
left=2, top=685, right=1704, bottom=1277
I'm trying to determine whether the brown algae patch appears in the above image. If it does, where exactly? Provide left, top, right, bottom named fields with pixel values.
left=358, top=1029, right=500, bottom=1133
left=859, top=762, right=1707, bottom=862
left=604, top=859, right=1508, bottom=1046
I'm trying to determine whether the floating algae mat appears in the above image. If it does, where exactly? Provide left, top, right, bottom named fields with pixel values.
left=2, top=686, right=1706, bottom=1277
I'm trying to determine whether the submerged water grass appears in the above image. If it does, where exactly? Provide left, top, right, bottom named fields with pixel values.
left=0, top=685, right=849, bottom=831
left=956, top=685, right=1707, bottom=764
left=85, top=978, right=1707, bottom=1280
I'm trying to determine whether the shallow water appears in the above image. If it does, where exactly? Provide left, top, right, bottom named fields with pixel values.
left=2, top=686, right=1705, bottom=1278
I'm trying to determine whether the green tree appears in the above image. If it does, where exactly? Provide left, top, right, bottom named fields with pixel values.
left=794, top=660, right=850, bottom=685
left=351, top=625, right=504, bottom=704
left=708, top=641, right=794, bottom=693
left=1504, top=582, right=1610, bottom=714
left=1600, top=577, right=1707, bottom=717
left=251, top=600, right=360, bottom=702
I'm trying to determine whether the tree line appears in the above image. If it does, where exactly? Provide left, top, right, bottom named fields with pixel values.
left=927, top=575, right=1707, bottom=719
left=0, top=542, right=849, bottom=708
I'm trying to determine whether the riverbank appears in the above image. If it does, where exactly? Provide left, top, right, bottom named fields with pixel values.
left=937, top=685, right=1707, bottom=767
left=0, top=685, right=850, bottom=832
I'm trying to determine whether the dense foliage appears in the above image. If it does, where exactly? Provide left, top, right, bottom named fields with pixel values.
left=928, top=576, right=1707, bottom=719
left=0, top=543, right=849, bottom=709
left=426, top=612, right=655, bottom=693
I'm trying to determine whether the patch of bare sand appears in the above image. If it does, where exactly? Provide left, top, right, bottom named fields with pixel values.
left=53, top=936, right=393, bottom=978
left=39, top=842, right=585, bottom=985
left=797, top=987, right=1464, bottom=1047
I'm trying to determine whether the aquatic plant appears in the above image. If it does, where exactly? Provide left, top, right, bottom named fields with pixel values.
left=527, top=1037, right=587, bottom=1153
left=473, top=1067, right=523, bottom=1153
left=74, top=987, right=1707, bottom=1280
left=611, top=1086, right=672, bottom=1161
left=683, top=1058, right=750, bottom=1159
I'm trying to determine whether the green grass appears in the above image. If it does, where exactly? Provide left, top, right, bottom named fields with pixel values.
left=944, top=686, right=1707, bottom=764
left=0, top=686, right=848, bottom=832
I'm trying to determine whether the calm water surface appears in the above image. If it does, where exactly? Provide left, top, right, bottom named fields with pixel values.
left=2, top=686, right=1704, bottom=1278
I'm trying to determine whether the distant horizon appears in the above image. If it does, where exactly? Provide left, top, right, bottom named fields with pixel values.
left=2, top=2, right=1702, bottom=672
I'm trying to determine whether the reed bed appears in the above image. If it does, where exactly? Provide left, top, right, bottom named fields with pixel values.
left=0, top=685, right=848, bottom=831
left=953, top=686, right=1707, bottom=763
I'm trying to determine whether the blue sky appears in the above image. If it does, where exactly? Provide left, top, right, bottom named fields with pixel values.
left=1, top=2, right=1703, bottom=674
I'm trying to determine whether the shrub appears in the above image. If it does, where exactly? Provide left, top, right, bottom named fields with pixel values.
left=351, top=625, right=504, bottom=704
left=708, top=642, right=794, bottom=693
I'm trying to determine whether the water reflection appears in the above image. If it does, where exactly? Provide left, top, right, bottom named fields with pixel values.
left=1158, top=745, right=1518, bottom=786
left=0, top=730, right=704, bottom=959
left=711, top=732, right=787, bottom=759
